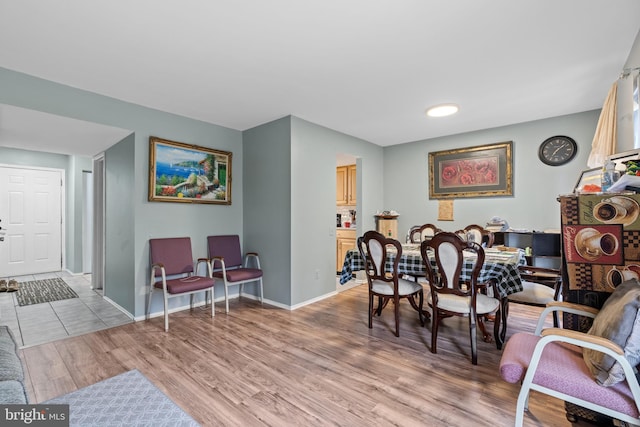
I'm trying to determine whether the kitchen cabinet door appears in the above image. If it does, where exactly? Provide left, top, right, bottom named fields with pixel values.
left=347, top=165, right=357, bottom=205
left=336, top=229, right=356, bottom=271
left=336, top=166, right=348, bottom=205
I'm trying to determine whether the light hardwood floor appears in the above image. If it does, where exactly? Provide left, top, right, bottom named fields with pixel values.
left=20, top=284, right=601, bottom=426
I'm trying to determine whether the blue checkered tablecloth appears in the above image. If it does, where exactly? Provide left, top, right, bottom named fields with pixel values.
left=339, top=247, right=524, bottom=298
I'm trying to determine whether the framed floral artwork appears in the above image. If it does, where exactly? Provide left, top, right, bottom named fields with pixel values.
left=148, top=136, right=232, bottom=204
left=428, top=141, right=513, bottom=199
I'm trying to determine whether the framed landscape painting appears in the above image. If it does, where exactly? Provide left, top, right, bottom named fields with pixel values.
left=148, top=136, right=232, bottom=204
left=428, top=141, right=513, bottom=199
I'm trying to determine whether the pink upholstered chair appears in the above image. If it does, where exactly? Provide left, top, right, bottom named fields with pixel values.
left=207, top=235, right=263, bottom=313
left=499, top=301, right=640, bottom=426
left=147, top=237, right=215, bottom=331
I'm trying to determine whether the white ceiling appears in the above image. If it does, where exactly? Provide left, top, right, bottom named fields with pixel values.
left=1, top=0, right=639, bottom=156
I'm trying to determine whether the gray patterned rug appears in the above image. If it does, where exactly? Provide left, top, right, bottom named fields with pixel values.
left=44, top=369, right=200, bottom=426
left=15, top=278, right=79, bottom=306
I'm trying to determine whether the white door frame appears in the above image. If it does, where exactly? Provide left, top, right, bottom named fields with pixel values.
left=0, top=163, right=66, bottom=275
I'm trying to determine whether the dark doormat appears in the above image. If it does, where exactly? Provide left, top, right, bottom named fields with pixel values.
left=15, top=278, right=79, bottom=306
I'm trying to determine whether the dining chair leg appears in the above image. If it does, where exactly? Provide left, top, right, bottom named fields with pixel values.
left=259, top=278, right=264, bottom=304
left=368, top=293, right=374, bottom=329
left=431, top=311, right=439, bottom=354
left=393, top=295, right=400, bottom=337
left=406, top=293, right=425, bottom=326
left=470, top=314, right=478, bottom=365
left=493, top=308, right=501, bottom=349
left=498, top=297, right=509, bottom=349
left=477, top=315, right=492, bottom=343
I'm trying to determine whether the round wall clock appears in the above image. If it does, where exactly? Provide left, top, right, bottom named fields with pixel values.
left=538, top=135, right=577, bottom=166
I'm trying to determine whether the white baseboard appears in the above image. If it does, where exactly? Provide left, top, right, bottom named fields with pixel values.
left=103, top=296, right=134, bottom=320
left=137, top=289, right=337, bottom=320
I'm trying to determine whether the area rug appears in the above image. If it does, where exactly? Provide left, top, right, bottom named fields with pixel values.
left=44, top=369, right=200, bottom=427
left=15, top=278, right=79, bottom=306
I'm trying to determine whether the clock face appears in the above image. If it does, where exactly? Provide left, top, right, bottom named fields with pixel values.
left=538, top=136, right=577, bottom=166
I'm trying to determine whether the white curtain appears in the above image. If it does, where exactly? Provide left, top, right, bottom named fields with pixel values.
left=587, top=81, right=618, bottom=168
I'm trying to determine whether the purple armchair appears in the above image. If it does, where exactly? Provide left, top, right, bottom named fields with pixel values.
left=499, top=301, right=640, bottom=426
left=207, top=235, right=263, bottom=313
left=147, top=237, right=215, bottom=331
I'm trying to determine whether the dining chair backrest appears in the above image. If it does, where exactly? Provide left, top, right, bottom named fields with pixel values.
left=358, top=230, right=425, bottom=337
left=207, top=235, right=243, bottom=269
left=358, top=230, right=402, bottom=286
left=149, top=237, right=195, bottom=277
left=422, top=232, right=484, bottom=295
left=408, top=224, right=442, bottom=243
left=458, top=224, right=494, bottom=248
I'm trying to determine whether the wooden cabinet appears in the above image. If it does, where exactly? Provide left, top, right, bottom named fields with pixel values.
left=336, top=229, right=356, bottom=271
left=375, top=216, right=398, bottom=240
left=336, top=165, right=356, bottom=205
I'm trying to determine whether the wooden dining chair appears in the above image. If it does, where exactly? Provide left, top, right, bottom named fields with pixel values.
left=147, top=237, right=215, bottom=331
left=408, top=223, right=442, bottom=243
left=508, top=265, right=562, bottom=327
left=358, top=230, right=424, bottom=337
left=420, top=232, right=500, bottom=364
left=457, top=224, right=495, bottom=248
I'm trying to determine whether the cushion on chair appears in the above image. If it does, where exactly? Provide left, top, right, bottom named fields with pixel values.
left=508, top=280, right=556, bottom=304
left=428, top=292, right=499, bottom=315
left=501, top=332, right=639, bottom=418
left=213, top=268, right=263, bottom=283
left=154, top=276, right=215, bottom=294
left=584, top=279, right=640, bottom=386
left=371, top=278, right=423, bottom=296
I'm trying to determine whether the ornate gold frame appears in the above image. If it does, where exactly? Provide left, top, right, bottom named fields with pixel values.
left=428, top=141, right=513, bottom=199
left=148, top=136, right=232, bottom=204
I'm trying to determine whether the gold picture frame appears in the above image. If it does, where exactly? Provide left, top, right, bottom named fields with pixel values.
left=429, top=141, right=513, bottom=199
left=148, top=136, right=232, bottom=204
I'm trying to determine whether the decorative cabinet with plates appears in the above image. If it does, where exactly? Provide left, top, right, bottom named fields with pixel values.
left=336, top=165, right=356, bottom=205
left=336, top=229, right=357, bottom=272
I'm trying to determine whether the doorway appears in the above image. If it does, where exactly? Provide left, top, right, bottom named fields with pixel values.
left=336, top=153, right=361, bottom=292
left=0, top=165, right=63, bottom=277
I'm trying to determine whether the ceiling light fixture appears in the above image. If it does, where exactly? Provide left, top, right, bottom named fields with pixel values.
left=426, top=104, right=459, bottom=117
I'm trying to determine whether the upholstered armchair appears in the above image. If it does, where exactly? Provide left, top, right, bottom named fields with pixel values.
left=499, top=281, right=640, bottom=426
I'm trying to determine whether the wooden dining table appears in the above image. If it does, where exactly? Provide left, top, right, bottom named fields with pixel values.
left=339, top=243, right=525, bottom=349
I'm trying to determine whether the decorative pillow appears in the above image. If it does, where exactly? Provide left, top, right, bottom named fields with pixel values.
left=583, top=279, right=640, bottom=386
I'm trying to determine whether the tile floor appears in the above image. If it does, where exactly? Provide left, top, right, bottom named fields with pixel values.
left=0, top=271, right=132, bottom=348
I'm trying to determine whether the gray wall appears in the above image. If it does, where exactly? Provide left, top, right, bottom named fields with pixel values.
left=242, top=116, right=385, bottom=307
left=289, top=116, right=384, bottom=305
left=105, top=135, right=135, bottom=312
left=0, top=146, right=90, bottom=274
left=0, top=68, right=244, bottom=318
left=383, top=110, right=600, bottom=237
left=243, top=117, right=292, bottom=306
left=66, top=155, right=93, bottom=273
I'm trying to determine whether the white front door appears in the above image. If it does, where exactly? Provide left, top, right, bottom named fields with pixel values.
left=0, top=166, right=63, bottom=277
